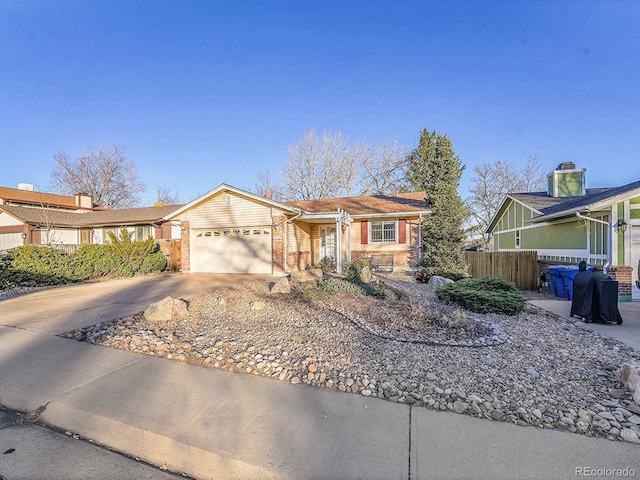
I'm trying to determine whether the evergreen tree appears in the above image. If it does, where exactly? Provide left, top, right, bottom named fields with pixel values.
left=406, top=129, right=436, bottom=191
left=407, top=130, right=468, bottom=278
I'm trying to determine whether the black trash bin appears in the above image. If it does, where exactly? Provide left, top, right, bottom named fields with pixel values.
left=570, top=271, right=623, bottom=324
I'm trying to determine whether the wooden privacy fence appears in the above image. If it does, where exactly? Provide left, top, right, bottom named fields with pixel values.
left=158, top=239, right=181, bottom=271
left=464, top=250, right=538, bottom=290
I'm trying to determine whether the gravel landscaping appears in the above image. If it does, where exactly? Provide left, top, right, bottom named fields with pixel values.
left=61, top=273, right=640, bottom=444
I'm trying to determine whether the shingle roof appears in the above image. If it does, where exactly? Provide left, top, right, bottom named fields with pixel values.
left=285, top=192, right=428, bottom=215
left=510, top=181, right=640, bottom=217
left=0, top=204, right=183, bottom=228
left=0, top=186, right=97, bottom=209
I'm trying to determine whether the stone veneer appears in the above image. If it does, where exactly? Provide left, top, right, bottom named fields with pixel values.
left=180, top=221, right=190, bottom=272
left=607, top=266, right=633, bottom=302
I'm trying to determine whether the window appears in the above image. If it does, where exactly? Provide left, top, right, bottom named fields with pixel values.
left=370, top=221, right=396, bottom=243
left=135, top=226, right=151, bottom=241
left=103, top=227, right=118, bottom=243
left=515, top=229, right=521, bottom=249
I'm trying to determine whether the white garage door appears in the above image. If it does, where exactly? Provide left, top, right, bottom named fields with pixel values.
left=0, top=233, right=23, bottom=252
left=192, top=227, right=272, bottom=274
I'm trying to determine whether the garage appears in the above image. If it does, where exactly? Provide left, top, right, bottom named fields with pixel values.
left=0, top=233, right=23, bottom=252
left=192, top=227, right=272, bottom=274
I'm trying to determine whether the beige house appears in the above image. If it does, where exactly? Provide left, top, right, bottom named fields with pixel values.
left=0, top=184, right=181, bottom=251
left=165, top=184, right=429, bottom=275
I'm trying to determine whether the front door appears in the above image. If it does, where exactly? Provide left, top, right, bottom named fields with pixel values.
left=320, top=226, right=336, bottom=261
left=80, top=228, right=92, bottom=245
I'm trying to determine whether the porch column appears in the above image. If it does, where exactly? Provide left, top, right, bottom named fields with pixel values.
left=346, top=223, right=351, bottom=266
left=336, top=219, right=342, bottom=273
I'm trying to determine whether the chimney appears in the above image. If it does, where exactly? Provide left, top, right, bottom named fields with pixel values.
left=75, top=192, right=94, bottom=210
left=17, top=183, right=34, bottom=191
left=264, top=187, right=272, bottom=200
left=547, top=163, right=586, bottom=198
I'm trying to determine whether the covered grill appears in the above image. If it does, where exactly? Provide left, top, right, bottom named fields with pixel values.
left=570, top=269, right=623, bottom=324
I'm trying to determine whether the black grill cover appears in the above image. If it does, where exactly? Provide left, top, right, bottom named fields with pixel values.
left=570, top=271, right=623, bottom=324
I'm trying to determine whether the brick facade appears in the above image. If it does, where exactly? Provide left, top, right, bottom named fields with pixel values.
left=607, top=266, right=633, bottom=302
left=180, top=221, right=190, bottom=272
left=272, top=216, right=286, bottom=274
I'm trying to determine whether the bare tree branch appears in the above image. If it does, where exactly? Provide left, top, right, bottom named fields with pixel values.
left=50, top=145, right=146, bottom=209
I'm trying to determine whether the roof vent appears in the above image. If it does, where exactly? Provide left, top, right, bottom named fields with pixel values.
left=17, top=183, right=34, bottom=191
left=557, top=162, right=576, bottom=170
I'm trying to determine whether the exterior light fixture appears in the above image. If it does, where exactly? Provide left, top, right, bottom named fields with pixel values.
left=21, top=232, right=27, bottom=240
left=615, top=219, right=628, bottom=233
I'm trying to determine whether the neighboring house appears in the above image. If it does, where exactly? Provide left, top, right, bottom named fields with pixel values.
left=164, top=184, right=429, bottom=275
left=0, top=184, right=182, bottom=251
left=487, top=162, right=640, bottom=300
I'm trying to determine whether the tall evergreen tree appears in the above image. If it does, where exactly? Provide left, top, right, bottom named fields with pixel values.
left=407, top=130, right=468, bottom=278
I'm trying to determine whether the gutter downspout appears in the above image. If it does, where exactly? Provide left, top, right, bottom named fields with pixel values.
left=575, top=212, right=612, bottom=267
left=283, top=210, right=303, bottom=274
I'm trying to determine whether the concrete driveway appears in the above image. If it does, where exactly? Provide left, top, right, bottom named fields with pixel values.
left=529, top=298, right=640, bottom=350
left=0, top=273, right=277, bottom=335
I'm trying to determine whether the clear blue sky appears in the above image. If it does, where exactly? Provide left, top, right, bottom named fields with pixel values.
left=1, top=1, right=638, bottom=206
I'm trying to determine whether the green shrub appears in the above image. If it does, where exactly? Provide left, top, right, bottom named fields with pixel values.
left=139, top=251, right=167, bottom=273
left=435, top=277, right=524, bottom=315
left=9, top=245, right=71, bottom=278
left=70, top=244, right=123, bottom=280
left=318, top=256, right=337, bottom=273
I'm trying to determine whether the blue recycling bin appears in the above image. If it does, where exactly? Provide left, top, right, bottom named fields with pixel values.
left=562, top=266, right=596, bottom=301
left=548, top=266, right=567, bottom=298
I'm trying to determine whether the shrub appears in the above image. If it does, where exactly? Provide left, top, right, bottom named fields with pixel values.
left=70, top=244, right=123, bottom=280
left=9, top=245, right=71, bottom=278
left=435, top=277, right=524, bottom=316
left=318, top=256, right=336, bottom=273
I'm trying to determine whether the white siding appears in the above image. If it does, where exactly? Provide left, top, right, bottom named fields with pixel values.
left=49, top=228, right=79, bottom=245
left=0, top=212, right=22, bottom=226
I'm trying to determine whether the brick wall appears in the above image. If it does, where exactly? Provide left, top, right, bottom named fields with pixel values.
left=607, top=266, right=633, bottom=302
left=180, top=221, right=190, bottom=272
left=351, top=250, right=412, bottom=270
left=272, top=217, right=286, bottom=274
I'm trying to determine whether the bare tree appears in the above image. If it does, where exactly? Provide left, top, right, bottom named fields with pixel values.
left=279, top=129, right=371, bottom=200
left=155, top=185, right=181, bottom=205
left=361, top=139, right=410, bottom=195
left=252, top=170, right=284, bottom=202
left=51, top=145, right=145, bottom=209
left=466, top=154, right=546, bottom=247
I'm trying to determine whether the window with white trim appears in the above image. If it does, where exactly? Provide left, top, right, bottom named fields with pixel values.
left=515, top=229, right=521, bottom=249
left=370, top=221, right=396, bottom=243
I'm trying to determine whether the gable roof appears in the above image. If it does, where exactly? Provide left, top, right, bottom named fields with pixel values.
left=488, top=179, right=640, bottom=232
left=0, top=204, right=183, bottom=228
left=164, top=184, right=299, bottom=220
left=0, top=186, right=98, bottom=210
left=285, top=192, right=428, bottom=216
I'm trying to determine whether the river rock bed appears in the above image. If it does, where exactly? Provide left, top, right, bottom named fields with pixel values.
left=61, top=275, right=640, bottom=444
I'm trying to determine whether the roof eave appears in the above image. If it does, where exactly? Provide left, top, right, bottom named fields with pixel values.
left=164, top=184, right=300, bottom=220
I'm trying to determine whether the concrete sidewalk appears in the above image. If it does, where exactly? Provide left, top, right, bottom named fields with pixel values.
left=1, top=277, right=638, bottom=479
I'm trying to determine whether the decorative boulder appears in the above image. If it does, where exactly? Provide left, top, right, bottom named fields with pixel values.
left=270, top=276, right=291, bottom=294
left=358, top=265, right=373, bottom=284
left=621, top=362, right=640, bottom=404
left=427, top=275, right=455, bottom=288
left=250, top=301, right=266, bottom=311
left=144, top=296, right=189, bottom=325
